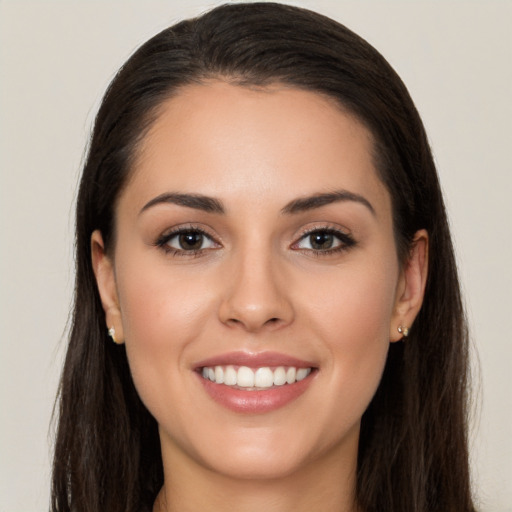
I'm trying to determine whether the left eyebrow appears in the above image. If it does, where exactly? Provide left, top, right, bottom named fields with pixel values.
left=281, top=190, right=376, bottom=216
left=139, top=192, right=225, bottom=216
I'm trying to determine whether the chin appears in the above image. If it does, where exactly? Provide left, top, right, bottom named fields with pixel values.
left=182, top=417, right=360, bottom=483
left=202, top=448, right=311, bottom=481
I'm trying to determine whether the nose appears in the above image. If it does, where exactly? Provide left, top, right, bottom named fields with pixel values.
left=218, top=249, right=294, bottom=333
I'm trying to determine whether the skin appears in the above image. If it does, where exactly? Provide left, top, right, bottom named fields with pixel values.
left=92, top=82, right=428, bottom=512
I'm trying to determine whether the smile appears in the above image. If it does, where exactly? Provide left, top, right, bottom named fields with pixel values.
left=201, top=365, right=313, bottom=389
left=195, top=352, right=317, bottom=413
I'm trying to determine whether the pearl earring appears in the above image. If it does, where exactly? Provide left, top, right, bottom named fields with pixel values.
left=397, top=325, right=410, bottom=337
left=108, top=326, right=118, bottom=344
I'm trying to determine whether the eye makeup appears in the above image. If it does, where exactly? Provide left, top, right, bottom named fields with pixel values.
left=153, top=222, right=357, bottom=259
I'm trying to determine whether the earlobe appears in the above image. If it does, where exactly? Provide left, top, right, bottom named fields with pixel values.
left=390, top=229, right=429, bottom=342
left=91, top=230, right=125, bottom=344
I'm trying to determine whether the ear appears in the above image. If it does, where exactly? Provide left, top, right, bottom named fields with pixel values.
left=91, top=230, right=124, bottom=344
left=390, top=229, right=429, bottom=342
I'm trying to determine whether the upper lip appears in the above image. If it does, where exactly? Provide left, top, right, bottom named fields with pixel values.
left=194, top=351, right=317, bottom=369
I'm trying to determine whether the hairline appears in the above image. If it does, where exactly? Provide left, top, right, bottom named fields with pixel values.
left=108, top=76, right=406, bottom=263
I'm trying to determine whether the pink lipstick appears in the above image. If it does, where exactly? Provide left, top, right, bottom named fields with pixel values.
left=195, top=351, right=317, bottom=413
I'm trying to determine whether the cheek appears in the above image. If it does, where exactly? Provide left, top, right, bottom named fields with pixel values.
left=114, top=254, right=216, bottom=411
left=117, top=254, right=213, bottom=343
left=299, top=256, right=398, bottom=419
left=303, top=254, right=398, bottom=343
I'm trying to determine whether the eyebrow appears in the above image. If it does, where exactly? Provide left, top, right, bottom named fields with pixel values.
left=140, top=193, right=225, bottom=215
left=281, top=190, right=375, bottom=216
left=139, top=189, right=375, bottom=217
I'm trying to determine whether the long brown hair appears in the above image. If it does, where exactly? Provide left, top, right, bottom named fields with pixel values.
left=51, top=3, right=475, bottom=511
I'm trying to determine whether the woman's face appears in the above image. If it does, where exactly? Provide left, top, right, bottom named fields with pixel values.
left=93, top=82, right=425, bottom=481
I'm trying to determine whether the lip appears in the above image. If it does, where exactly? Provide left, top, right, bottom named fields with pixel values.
left=194, top=351, right=317, bottom=414
left=194, top=350, right=316, bottom=369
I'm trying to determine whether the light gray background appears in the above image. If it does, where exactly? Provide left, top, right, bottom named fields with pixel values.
left=1, top=1, right=510, bottom=510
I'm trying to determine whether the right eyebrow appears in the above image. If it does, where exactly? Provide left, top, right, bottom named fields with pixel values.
left=139, top=192, right=225, bottom=216
left=281, top=190, right=376, bottom=216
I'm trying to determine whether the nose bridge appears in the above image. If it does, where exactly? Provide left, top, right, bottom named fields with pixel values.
left=218, top=236, right=293, bottom=331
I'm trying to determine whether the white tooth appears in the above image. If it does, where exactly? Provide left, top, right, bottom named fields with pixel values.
left=273, top=366, right=287, bottom=386
left=237, top=366, right=255, bottom=387
left=202, top=367, right=209, bottom=379
left=286, top=367, right=296, bottom=384
left=208, top=367, right=215, bottom=381
left=254, top=367, right=274, bottom=388
left=214, top=366, right=224, bottom=384
left=224, top=365, right=237, bottom=385
left=296, top=368, right=310, bottom=381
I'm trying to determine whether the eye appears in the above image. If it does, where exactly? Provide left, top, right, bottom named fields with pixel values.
left=294, top=228, right=355, bottom=253
left=156, top=227, right=219, bottom=254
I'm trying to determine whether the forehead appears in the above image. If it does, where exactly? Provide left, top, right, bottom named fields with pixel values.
left=123, top=81, right=390, bottom=217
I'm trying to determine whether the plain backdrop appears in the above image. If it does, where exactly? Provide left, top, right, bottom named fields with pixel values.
left=1, top=1, right=511, bottom=510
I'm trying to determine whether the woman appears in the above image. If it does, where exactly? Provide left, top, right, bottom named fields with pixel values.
left=51, top=3, right=475, bottom=511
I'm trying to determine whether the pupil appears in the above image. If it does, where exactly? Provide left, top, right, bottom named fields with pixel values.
left=179, top=232, right=203, bottom=250
left=311, top=232, right=333, bottom=250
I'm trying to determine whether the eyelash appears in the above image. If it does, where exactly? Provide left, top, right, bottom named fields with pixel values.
left=291, top=227, right=357, bottom=256
left=155, top=225, right=218, bottom=257
left=154, top=225, right=356, bottom=257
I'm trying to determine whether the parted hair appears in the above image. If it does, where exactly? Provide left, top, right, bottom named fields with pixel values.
left=51, top=3, right=475, bottom=511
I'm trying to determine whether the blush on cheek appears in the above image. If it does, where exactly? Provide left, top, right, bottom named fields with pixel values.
left=310, top=269, right=394, bottom=400
left=317, top=272, right=395, bottom=344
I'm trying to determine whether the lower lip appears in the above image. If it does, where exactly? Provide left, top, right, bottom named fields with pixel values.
left=197, top=372, right=315, bottom=414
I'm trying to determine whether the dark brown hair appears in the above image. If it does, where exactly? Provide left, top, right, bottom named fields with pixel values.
left=51, top=3, right=475, bottom=511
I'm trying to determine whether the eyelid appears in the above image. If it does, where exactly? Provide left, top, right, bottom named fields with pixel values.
left=153, top=222, right=355, bottom=257
left=155, top=223, right=222, bottom=254
left=290, top=224, right=356, bottom=254
left=293, top=222, right=353, bottom=241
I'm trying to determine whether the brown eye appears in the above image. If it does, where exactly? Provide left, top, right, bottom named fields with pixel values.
left=309, top=232, right=335, bottom=250
left=178, top=232, right=205, bottom=250
left=294, top=228, right=356, bottom=254
left=160, top=228, right=218, bottom=253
